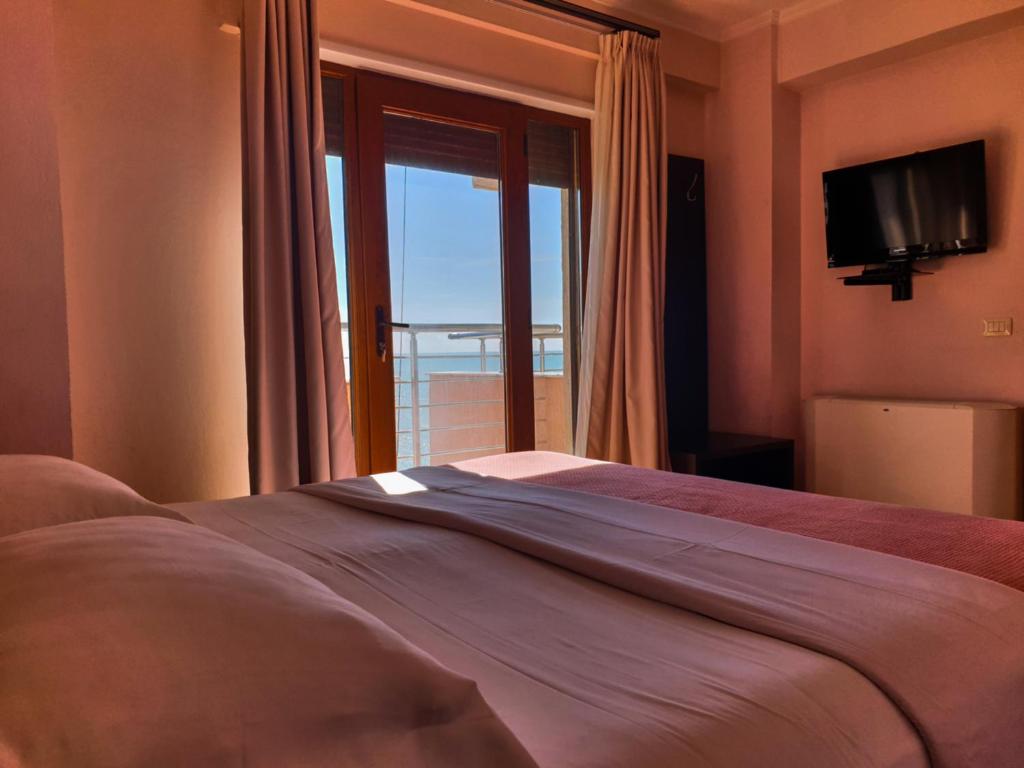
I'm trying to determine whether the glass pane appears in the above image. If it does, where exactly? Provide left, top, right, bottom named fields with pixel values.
left=322, top=76, right=353, bottom=408
left=383, top=113, right=506, bottom=469
left=528, top=120, right=582, bottom=454
left=325, top=157, right=352, bottom=392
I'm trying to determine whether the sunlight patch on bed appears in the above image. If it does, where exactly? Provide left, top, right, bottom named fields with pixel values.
left=371, top=471, right=428, bottom=495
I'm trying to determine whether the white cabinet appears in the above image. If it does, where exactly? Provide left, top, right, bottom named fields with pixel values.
left=805, top=397, right=1021, bottom=519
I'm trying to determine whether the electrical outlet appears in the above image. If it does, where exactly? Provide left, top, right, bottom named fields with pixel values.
left=983, top=318, right=1013, bottom=337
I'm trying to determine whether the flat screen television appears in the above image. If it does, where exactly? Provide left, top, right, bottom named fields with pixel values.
left=823, top=140, right=987, bottom=269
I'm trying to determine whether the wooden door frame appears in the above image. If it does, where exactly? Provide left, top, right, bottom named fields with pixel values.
left=320, top=64, right=591, bottom=474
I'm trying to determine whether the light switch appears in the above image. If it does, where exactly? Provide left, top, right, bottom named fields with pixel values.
left=983, top=318, right=1013, bottom=337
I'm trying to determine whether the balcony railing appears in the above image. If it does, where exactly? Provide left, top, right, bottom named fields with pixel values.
left=342, top=323, right=566, bottom=467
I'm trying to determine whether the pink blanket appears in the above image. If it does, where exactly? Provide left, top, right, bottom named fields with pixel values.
left=298, top=467, right=1024, bottom=768
left=454, top=452, right=1024, bottom=591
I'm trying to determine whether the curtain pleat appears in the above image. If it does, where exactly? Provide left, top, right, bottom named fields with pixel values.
left=576, top=31, right=669, bottom=470
left=242, top=0, right=356, bottom=493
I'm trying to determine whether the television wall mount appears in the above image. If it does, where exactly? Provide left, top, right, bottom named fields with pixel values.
left=840, top=261, right=932, bottom=302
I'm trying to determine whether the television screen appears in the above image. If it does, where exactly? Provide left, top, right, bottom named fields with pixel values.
left=823, top=140, right=987, bottom=268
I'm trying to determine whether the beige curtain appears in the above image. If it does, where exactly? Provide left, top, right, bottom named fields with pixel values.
left=241, top=0, right=356, bottom=493
left=575, top=31, right=669, bottom=470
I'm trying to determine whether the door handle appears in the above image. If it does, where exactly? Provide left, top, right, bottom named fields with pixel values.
left=375, top=305, right=410, bottom=362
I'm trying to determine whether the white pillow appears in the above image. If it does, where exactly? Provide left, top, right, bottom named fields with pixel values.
left=0, top=454, right=185, bottom=537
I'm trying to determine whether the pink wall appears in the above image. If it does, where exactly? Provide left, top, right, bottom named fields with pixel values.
left=780, top=0, right=1024, bottom=87
left=320, top=0, right=594, bottom=103
left=0, top=0, right=72, bottom=457
left=665, top=78, right=706, bottom=159
left=800, top=25, right=1024, bottom=406
left=704, top=27, right=783, bottom=437
left=53, top=0, right=249, bottom=502
left=769, top=70, right=802, bottom=440
left=703, top=24, right=802, bottom=441
left=319, top=0, right=719, bottom=99
left=320, top=0, right=708, bottom=160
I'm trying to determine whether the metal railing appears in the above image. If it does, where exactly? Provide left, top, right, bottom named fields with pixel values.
left=342, top=323, right=564, bottom=466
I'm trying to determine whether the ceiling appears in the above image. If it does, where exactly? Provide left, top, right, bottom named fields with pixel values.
left=584, top=0, right=823, bottom=39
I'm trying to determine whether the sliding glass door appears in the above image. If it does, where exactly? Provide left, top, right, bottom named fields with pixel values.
left=383, top=113, right=510, bottom=468
left=322, top=66, right=588, bottom=473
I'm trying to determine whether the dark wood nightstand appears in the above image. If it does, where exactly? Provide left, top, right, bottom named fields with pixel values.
left=670, top=432, right=795, bottom=490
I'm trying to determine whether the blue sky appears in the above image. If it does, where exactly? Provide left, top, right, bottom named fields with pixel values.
left=326, top=158, right=567, bottom=356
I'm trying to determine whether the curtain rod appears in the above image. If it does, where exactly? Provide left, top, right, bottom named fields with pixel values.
left=519, top=0, right=661, bottom=38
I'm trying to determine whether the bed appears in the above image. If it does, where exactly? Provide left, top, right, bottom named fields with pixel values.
left=2, top=451, right=1023, bottom=767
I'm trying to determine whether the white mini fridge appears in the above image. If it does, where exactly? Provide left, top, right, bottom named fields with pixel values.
left=805, top=396, right=1022, bottom=520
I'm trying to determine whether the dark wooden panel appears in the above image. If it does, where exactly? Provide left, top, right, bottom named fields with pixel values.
left=672, top=432, right=795, bottom=490
left=664, top=155, right=708, bottom=452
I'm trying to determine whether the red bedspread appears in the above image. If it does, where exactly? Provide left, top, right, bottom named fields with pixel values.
left=523, top=462, right=1024, bottom=591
